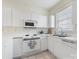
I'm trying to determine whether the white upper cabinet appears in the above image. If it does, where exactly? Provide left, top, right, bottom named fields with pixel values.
left=49, top=15, right=55, bottom=28
left=24, top=15, right=48, bottom=28
left=2, top=8, right=25, bottom=27
left=50, top=15, right=55, bottom=28
left=12, top=9, right=26, bottom=27
left=12, top=9, right=48, bottom=27
left=2, top=8, right=48, bottom=27
left=36, top=16, right=48, bottom=28
left=2, top=8, right=12, bottom=27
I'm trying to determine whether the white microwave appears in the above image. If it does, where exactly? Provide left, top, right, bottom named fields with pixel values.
left=24, top=20, right=37, bottom=27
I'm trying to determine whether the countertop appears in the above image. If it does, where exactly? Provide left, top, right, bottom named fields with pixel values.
left=53, top=35, right=77, bottom=44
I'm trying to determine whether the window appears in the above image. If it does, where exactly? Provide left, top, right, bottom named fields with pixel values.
left=56, top=5, right=73, bottom=33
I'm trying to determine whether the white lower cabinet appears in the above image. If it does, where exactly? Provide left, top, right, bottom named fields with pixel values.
left=53, top=37, right=64, bottom=59
left=48, top=36, right=54, bottom=53
left=13, top=36, right=48, bottom=57
left=2, top=34, right=13, bottom=59
left=53, top=37, right=76, bottom=59
left=48, top=37, right=77, bottom=59
left=13, top=38, right=23, bottom=58
left=40, top=37, right=48, bottom=51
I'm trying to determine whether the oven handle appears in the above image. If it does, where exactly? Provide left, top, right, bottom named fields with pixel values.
left=23, top=38, right=40, bottom=41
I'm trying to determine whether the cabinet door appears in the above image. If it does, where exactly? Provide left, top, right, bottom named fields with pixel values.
left=2, top=8, right=12, bottom=26
left=48, top=36, right=54, bottom=54
left=53, top=38, right=66, bottom=59
left=41, top=37, right=48, bottom=51
left=37, top=16, right=48, bottom=28
left=49, top=15, right=55, bottom=28
left=12, top=9, right=26, bottom=27
left=13, top=39, right=23, bottom=57
left=2, top=33, right=13, bottom=59
left=53, top=37, right=75, bottom=59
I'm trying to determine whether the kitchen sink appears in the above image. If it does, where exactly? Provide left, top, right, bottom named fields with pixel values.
left=61, top=37, right=77, bottom=44
left=53, top=34, right=68, bottom=37
left=58, top=35, right=68, bottom=37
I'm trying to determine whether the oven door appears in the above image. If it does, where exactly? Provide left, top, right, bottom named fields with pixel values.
left=23, top=39, right=41, bottom=56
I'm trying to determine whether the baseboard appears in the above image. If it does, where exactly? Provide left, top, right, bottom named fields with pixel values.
left=13, top=49, right=48, bottom=59
left=13, top=57, right=22, bottom=59
left=48, top=49, right=58, bottom=59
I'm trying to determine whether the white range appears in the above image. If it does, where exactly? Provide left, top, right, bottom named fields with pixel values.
left=23, top=34, right=41, bottom=56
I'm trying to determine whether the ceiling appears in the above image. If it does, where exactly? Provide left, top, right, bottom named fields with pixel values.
left=10, top=0, right=60, bottom=10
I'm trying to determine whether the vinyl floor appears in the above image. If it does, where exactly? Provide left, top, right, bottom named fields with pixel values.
left=23, top=51, right=57, bottom=59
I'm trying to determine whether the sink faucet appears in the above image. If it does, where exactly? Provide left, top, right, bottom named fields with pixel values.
left=60, top=28, right=64, bottom=35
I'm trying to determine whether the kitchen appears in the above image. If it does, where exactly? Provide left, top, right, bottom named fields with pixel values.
left=2, top=0, right=77, bottom=59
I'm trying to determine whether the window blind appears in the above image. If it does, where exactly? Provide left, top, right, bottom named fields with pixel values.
left=56, top=5, right=73, bottom=32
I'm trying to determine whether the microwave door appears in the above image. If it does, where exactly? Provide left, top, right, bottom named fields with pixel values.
left=25, top=22, right=34, bottom=26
